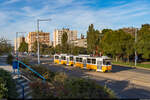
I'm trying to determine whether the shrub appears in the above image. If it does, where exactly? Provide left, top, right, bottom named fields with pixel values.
left=0, top=77, right=8, bottom=99
left=25, top=65, right=55, bottom=82
left=29, top=81, right=54, bottom=99
left=0, top=69, right=18, bottom=99
left=59, top=77, right=116, bottom=99
left=53, top=72, right=68, bottom=84
left=7, top=54, right=14, bottom=65
left=19, top=58, right=30, bottom=68
left=26, top=66, right=116, bottom=99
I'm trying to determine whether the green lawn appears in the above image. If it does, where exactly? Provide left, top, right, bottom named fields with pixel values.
left=112, top=61, right=150, bottom=69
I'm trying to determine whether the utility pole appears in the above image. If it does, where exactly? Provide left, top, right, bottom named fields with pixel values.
left=37, top=20, right=40, bottom=64
left=37, top=19, right=51, bottom=64
left=135, top=28, right=137, bottom=67
left=16, top=32, right=26, bottom=75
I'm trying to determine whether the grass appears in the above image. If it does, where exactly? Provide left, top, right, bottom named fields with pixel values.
left=112, top=61, right=150, bottom=69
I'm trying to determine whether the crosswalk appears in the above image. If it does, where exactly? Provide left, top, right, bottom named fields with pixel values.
left=13, top=75, right=32, bottom=99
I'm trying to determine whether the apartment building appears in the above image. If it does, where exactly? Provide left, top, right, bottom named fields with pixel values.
left=26, top=32, right=50, bottom=52
left=53, top=28, right=77, bottom=47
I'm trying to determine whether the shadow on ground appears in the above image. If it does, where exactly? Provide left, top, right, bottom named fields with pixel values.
left=111, top=65, right=136, bottom=73
left=94, top=79, right=150, bottom=99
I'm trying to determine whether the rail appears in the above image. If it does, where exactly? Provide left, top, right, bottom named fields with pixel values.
left=18, top=60, right=46, bottom=81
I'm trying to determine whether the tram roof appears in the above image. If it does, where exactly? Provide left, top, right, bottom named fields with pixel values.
left=78, top=55, right=90, bottom=57
left=60, top=54, right=67, bottom=56
left=87, top=56, right=112, bottom=59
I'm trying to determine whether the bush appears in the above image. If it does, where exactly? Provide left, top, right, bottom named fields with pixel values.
left=29, top=81, right=54, bottom=99
left=58, top=77, right=116, bottom=99
left=0, top=77, right=8, bottom=99
left=53, top=72, right=68, bottom=84
left=7, top=54, right=14, bottom=65
left=23, top=65, right=55, bottom=82
left=19, top=58, right=30, bottom=68
left=27, top=66, right=116, bottom=99
left=0, top=69, right=18, bottom=99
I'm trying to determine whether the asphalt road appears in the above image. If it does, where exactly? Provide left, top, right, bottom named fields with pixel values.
left=21, top=56, right=150, bottom=99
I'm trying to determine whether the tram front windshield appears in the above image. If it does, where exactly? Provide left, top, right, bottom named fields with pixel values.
left=103, top=60, right=111, bottom=65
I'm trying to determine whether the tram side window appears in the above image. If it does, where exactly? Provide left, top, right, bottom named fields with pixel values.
left=76, top=58, right=79, bottom=62
left=61, top=56, right=66, bottom=60
left=87, top=59, right=91, bottom=63
left=55, top=56, right=59, bottom=59
left=70, top=57, right=73, bottom=61
left=80, top=58, right=82, bottom=62
left=92, top=59, right=96, bottom=64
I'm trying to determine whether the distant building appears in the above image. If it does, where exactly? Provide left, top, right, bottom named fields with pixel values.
left=14, top=36, right=25, bottom=52
left=53, top=28, right=77, bottom=47
left=71, top=38, right=87, bottom=48
left=121, top=27, right=137, bottom=36
left=71, top=34, right=87, bottom=48
left=26, top=32, right=50, bottom=52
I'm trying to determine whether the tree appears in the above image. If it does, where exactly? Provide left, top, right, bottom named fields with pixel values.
left=32, top=41, right=38, bottom=53
left=0, top=38, right=12, bottom=55
left=55, top=44, right=62, bottom=54
left=32, top=41, right=43, bottom=53
left=137, top=24, right=150, bottom=59
left=87, top=24, right=100, bottom=54
left=18, top=41, right=28, bottom=52
left=100, top=29, right=134, bottom=62
left=61, top=32, right=68, bottom=53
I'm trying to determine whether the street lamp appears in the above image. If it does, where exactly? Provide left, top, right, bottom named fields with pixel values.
left=16, top=32, right=26, bottom=75
left=134, top=28, right=138, bottom=67
left=37, top=19, right=51, bottom=64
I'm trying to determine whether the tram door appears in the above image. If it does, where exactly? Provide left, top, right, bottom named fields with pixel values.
left=83, top=59, right=86, bottom=68
left=59, top=56, right=61, bottom=64
left=97, top=61, right=102, bottom=71
left=67, top=57, right=69, bottom=65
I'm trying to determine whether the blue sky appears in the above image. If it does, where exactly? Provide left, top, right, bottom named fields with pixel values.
left=0, top=0, right=150, bottom=44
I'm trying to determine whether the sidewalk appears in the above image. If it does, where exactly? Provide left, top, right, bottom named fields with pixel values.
left=0, top=63, right=13, bottom=73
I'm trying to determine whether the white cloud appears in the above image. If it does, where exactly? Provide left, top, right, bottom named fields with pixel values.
left=2, top=0, right=20, bottom=5
left=0, top=0, right=150, bottom=45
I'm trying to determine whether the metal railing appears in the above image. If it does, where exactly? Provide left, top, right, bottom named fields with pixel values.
left=18, top=60, right=46, bottom=81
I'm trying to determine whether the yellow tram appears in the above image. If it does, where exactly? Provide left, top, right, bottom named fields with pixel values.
left=60, top=54, right=67, bottom=65
left=54, top=54, right=60, bottom=64
left=54, top=54, right=112, bottom=72
left=87, top=56, right=112, bottom=72
left=66, top=55, right=74, bottom=66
